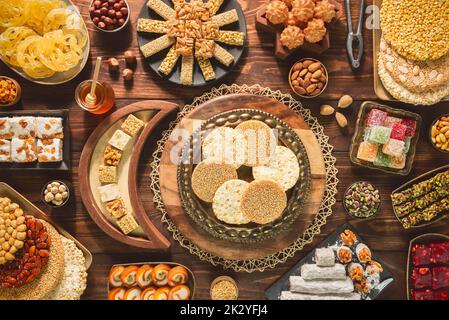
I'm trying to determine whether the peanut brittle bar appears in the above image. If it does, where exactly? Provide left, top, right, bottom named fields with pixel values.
left=213, top=43, right=234, bottom=66
left=167, top=19, right=185, bottom=37
left=137, top=18, right=167, bottom=33
left=184, top=19, right=203, bottom=39
left=140, top=35, right=175, bottom=58
left=158, top=45, right=180, bottom=75
left=180, top=55, right=194, bottom=85
left=201, top=22, right=219, bottom=39
left=197, top=57, right=215, bottom=81
left=147, top=0, right=176, bottom=20
left=209, top=9, right=239, bottom=27
left=195, top=39, right=215, bottom=58
left=216, top=30, right=245, bottom=46
left=176, top=37, right=194, bottom=56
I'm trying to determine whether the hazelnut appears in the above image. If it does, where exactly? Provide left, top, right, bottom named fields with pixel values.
left=122, top=68, right=134, bottom=81
left=124, top=50, right=136, bottom=66
left=108, top=57, right=120, bottom=73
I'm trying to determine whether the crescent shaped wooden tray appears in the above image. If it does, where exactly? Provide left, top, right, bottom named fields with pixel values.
left=159, top=94, right=327, bottom=261
left=79, top=101, right=178, bottom=250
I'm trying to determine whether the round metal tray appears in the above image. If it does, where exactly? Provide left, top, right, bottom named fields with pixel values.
left=177, top=109, right=312, bottom=243
left=137, top=0, right=247, bottom=87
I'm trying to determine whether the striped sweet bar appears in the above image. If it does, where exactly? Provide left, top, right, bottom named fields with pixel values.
left=158, top=46, right=180, bottom=75
left=140, top=35, right=175, bottom=58
left=209, top=9, right=239, bottom=27
left=208, top=0, right=224, bottom=16
left=213, top=43, right=234, bottom=66
left=147, top=0, right=176, bottom=20
left=197, top=57, right=216, bottom=81
left=137, top=18, right=168, bottom=33
left=216, top=30, right=245, bottom=46
left=180, top=55, right=194, bottom=85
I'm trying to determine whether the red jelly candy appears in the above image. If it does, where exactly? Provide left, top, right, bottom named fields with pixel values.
left=411, top=289, right=433, bottom=300
left=430, top=242, right=449, bottom=264
left=432, top=267, right=449, bottom=290
left=412, top=244, right=431, bottom=266
left=433, top=289, right=449, bottom=300
left=412, top=267, right=431, bottom=289
left=390, top=123, right=407, bottom=141
left=401, top=118, right=417, bottom=137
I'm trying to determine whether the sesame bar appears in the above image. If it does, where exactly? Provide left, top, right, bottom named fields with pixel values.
left=98, top=165, right=117, bottom=184
left=121, top=114, right=145, bottom=136
left=137, top=18, right=168, bottom=34
left=216, top=30, right=245, bottom=46
left=147, top=0, right=176, bottom=20
left=195, top=39, right=215, bottom=58
left=209, top=9, right=239, bottom=27
left=140, top=35, right=175, bottom=58
left=197, top=57, right=215, bottom=81
left=180, top=55, right=194, bottom=85
left=213, top=43, right=234, bottom=67
left=105, top=198, right=127, bottom=219
left=117, top=214, right=139, bottom=235
left=158, top=45, right=180, bottom=75
left=208, top=0, right=224, bottom=16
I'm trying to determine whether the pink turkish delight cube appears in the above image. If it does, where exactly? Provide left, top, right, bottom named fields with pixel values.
left=366, top=108, right=388, bottom=127
left=384, top=116, right=402, bottom=128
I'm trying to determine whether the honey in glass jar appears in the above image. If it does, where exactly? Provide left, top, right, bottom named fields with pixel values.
left=75, top=80, right=115, bottom=114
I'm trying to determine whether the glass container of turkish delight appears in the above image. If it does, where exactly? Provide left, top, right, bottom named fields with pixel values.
left=407, top=233, right=449, bottom=300
left=349, top=101, right=422, bottom=175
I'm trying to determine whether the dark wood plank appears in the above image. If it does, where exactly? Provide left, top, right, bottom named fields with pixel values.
left=0, top=0, right=448, bottom=300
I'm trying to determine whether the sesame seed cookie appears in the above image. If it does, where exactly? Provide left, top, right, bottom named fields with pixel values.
left=240, top=179, right=287, bottom=225
left=379, top=37, right=449, bottom=94
left=191, top=161, right=238, bottom=202
left=378, top=57, right=449, bottom=106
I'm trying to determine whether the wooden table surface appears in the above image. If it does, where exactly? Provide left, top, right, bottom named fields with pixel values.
left=1, top=0, right=448, bottom=300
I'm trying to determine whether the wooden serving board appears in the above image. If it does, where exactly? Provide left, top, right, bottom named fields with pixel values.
left=159, top=94, right=327, bottom=261
left=79, top=101, right=178, bottom=250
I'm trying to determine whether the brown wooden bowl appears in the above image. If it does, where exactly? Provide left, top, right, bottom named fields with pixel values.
left=0, top=76, right=21, bottom=107
left=210, top=276, right=238, bottom=300
left=255, top=1, right=343, bottom=60
left=288, top=58, right=328, bottom=98
left=429, top=115, right=449, bottom=154
left=79, top=101, right=178, bottom=250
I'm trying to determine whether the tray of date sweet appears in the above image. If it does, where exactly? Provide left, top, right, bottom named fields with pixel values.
left=391, top=165, right=449, bottom=229
left=349, top=101, right=422, bottom=176
left=407, top=233, right=449, bottom=300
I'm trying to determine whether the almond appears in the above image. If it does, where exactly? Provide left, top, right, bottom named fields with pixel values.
left=299, top=69, right=308, bottom=77
left=320, top=104, right=335, bottom=116
left=312, top=70, right=322, bottom=79
left=335, top=112, right=348, bottom=128
left=303, top=60, right=313, bottom=68
left=337, top=95, right=353, bottom=109
left=306, top=84, right=317, bottom=94
left=293, top=63, right=303, bottom=71
left=308, top=62, right=321, bottom=72
left=294, top=86, right=307, bottom=95
left=291, top=70, right=299, bottom=80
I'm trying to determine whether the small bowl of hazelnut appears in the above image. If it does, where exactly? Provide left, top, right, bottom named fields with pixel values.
left=89, top=0, right=130, bottom=33
left=42, top=180, right=70, bottom=208
left=289, top=58, right=328, bottom=99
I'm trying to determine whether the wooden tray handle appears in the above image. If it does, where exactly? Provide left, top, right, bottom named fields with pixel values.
left=128, top=101, right=179, bottom=250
